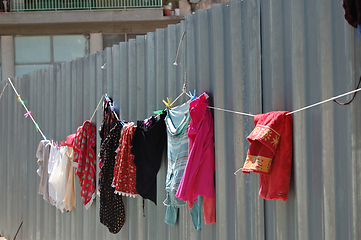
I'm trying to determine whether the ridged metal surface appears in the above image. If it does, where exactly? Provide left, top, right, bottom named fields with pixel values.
left=0, top=0, right=359, bottom=239
left=260, top=0, right=360, bottom=240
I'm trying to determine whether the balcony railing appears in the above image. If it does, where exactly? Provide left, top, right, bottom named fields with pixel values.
left=10, top=0, right=162, bottom=12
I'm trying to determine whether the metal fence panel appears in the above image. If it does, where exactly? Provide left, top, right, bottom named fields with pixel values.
left=260, top=1, right=359, bottom=240
left=1, top=0, right=360, bottom=239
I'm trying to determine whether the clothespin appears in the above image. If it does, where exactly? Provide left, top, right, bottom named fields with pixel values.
left=24, top=111, right=31, bottom=118
left=144, top=117, right=153, bottom=127
left=162, top=97, right=172, bottom=109
left=104, top=94, right=111, bottom=102
left=105, top=94, right=125, bottom=125
left=189, top=90, right=196, bottom=100
left=35, top=123, right=39, bottom=132
left=17, top=95, right=25, bottom=104
left=54, top=141, right=59, bottom=150
left=104, top=94, right=114, bottom=111
left=153, top=110, right=165, bottom=115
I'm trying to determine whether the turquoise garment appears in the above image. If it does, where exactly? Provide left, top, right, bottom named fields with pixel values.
left=163, top=100, right=191, bottom=207
left=163, top=100, right=202, bottom=229
left=164, top=206, right=178, bottom=226
left=189, top=196, right=202, bottom=230
left=164, top=197, right=202, bottom=230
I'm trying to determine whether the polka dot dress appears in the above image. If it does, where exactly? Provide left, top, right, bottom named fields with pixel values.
left=99, top=122, right=126, bottom=234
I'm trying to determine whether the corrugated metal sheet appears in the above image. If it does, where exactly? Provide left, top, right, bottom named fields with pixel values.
left=0, top=0, right=359, bottom=239
left=260, top=0, right=360, bottom=240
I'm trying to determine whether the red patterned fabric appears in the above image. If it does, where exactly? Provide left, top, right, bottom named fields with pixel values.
left=242, top=111, right=293, bottom=201
left=112, top=123, right=137, bottom=197
left=73, top=120, right=97, bottom=209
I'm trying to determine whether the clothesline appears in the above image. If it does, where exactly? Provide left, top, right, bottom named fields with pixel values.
left=90, top=94, right=105, bottom=122
left=0, top=82, right=8, bottom=102
left=207, top=106, right=256, bottom=117
left=7, top=74, right=361, bottom=142
left=7, top=77, right=106, bottom=141
left=286, top=87, right=361, bottom=115
left=207, top=87, right=361, bottom=117
left=7, top=78, right=47, bottom=140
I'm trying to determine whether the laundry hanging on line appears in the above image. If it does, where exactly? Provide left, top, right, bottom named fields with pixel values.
left=15, top=68, right=359, bottom=232
left=242, top=111, right=293, bottom=201
left=36, top=139, right=77, bottom=212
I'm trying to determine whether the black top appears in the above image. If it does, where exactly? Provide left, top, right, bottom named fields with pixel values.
left=131, top=113, right=167, bottom=204
left=99, top=122, right=126, bottom=234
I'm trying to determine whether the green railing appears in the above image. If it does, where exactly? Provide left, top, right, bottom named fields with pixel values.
left=11, top=0, right=162, bottom=11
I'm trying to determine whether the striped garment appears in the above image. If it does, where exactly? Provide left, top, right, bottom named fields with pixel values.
left=163, top=100, right=191, bottom=207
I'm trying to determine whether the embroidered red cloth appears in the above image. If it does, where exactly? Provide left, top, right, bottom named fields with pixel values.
left=73, top=120, right=97, bottom=209
left=112, top=123, right=138, bottom=197
left=242, top=111, right=293, bottom=201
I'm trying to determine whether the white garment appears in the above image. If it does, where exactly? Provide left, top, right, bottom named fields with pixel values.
left=48, top=144, right=61, bottom=206
left=36, top=140, right=51, bottom=203
left=49, top=146, right=69, bottom=212
left=63, top=147, right=76, bottom=212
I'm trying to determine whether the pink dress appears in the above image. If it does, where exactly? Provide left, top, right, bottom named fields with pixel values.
left=175, top=92, right=216, bottom=224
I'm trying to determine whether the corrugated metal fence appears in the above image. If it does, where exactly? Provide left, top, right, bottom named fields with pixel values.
left=0, top=0, right=360, bottom=239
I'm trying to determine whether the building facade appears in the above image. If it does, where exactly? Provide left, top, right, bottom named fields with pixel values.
left=0, top=0, right=228, bottom=81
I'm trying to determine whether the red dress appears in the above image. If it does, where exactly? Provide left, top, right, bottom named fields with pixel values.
left=73, top=120, right=97, bottom=209
left=112, top=123, right=138, bottom=197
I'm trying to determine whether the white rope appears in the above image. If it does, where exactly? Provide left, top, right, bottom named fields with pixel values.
left=209, top=87, right=361, bottom=118
left=173, top=31, right=186, bottom=66
left=7, top=78, right=47, bottom=140
left=0, top=82, right=8, bottom=101
left=286, top=87, right=361, bottom=115
left=207, top=106, right=256, bottom=117
left=89, top=94, right=105, bottom=122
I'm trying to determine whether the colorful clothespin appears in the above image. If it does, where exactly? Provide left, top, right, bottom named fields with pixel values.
left=24, top=111, right=31, bottom=118
left=104, top=94, right=115, bottom=111
left=17, top=95, right=25, bottom=104
left=144, top=117, right=153, bottom=127
left=189, top=90, right=196, bottom=100
left=162, top=97, right=172, bottom=109
left=54, top=141, right=59, bottom=150
left=35, top=123, right=39, bottom=132
left=153, top=110, right=165, bottom=115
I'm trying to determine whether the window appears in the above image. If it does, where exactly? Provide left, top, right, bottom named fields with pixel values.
left=102, top=33, right=146, bottom=49
left=15, top=35, right=89, bottom=76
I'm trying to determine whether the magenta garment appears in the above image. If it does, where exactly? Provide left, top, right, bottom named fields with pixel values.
left=175, top=92, right=215, bottom=203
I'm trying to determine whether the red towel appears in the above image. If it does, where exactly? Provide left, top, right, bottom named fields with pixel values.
left=242, top=111, right=293, bottom=201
